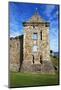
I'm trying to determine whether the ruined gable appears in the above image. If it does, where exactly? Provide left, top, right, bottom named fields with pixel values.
left=22, top=10, right=55, bottom=73
left=9, top=10, right=55, bottom=74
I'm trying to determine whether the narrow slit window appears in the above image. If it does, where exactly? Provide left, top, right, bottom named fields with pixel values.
left=40, top=31, right=42, bottom=40
left=40, top=55, right=42, bottom=64
left=32, top=55, right=34, bottom=64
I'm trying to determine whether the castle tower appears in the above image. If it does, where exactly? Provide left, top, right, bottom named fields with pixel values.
left=22, top=9, right=54, bottom=73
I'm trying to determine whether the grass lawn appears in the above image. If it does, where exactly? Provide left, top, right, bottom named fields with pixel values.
left=9, top=72, right=59, bottom=88
left=9, top=55, right=59, bottom=88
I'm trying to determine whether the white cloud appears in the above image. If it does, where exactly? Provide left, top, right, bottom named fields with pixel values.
left=10, top=31, right=22, bottom=37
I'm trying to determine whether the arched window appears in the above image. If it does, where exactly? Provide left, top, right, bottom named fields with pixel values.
left=32, top=45, right=38, bottom=52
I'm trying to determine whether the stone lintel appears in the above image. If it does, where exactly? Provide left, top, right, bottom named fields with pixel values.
left=23, top=22, right=50, bottom=27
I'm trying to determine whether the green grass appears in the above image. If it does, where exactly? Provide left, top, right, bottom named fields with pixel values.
left=9, top=72, right=59, bottom=88
left=50, top=55, right=59, bottom=73
left=9, top=55, right=59, bottom=88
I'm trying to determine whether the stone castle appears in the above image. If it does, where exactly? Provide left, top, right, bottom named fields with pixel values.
left=10, top=10, right=54, bottom=73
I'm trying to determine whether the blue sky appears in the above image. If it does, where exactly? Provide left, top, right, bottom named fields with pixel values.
left=9, top=2, right=59, bottom=52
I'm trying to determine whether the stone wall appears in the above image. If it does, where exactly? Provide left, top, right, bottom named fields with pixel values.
left=22, top=23, right=55, bottom=73
left=9, top=35, right=23, bottom=71
left=9, top=11, right=55, bottom=73
left=9, top=32, right=54, bottom=73
left=23, top=23, right=50, bottom=63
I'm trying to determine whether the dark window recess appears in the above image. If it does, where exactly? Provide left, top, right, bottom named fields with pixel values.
left=32, top=55, right=34, bottom=64
left=40, top=55, right=42, bottom=64
left=40, top=31, right=42, bottom=40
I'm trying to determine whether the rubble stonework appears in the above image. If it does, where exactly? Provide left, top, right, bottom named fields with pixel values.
left=10, top=11, right=55, bottom=73
left=9, top=35, right=23, bottom=71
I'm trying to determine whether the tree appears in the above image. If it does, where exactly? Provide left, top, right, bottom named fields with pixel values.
left=50, top=50, right=53, bottom=56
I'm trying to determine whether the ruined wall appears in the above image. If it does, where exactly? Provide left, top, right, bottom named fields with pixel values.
left=9, top=35, right=23, bottom=71
left=22, top=23, right=55, bottom=73
left=9, top=10, right=55, bottom=73
left=23, top=23, right=50, bottom=63
left=9, top=29, right=54, bottom=73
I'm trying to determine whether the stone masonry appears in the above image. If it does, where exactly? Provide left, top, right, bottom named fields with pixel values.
left=9, top=35, right=23, bottom=71
left=21, top=11, right=55, bottom=73
left=9, top=10, right=55, bottom=73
